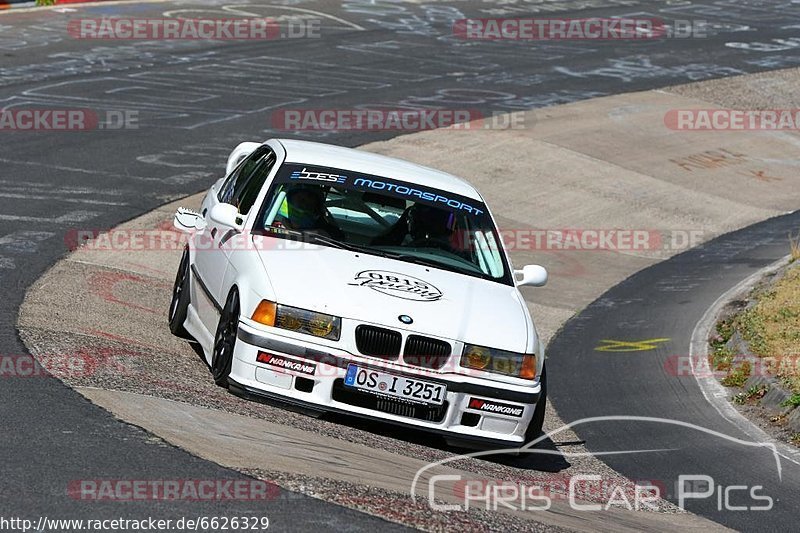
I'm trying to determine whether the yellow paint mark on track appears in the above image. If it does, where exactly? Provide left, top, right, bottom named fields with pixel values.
left=595, top=338, right=671, bottom=352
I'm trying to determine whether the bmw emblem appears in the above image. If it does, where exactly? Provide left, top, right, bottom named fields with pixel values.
left=398, top=314, right=413, bottom=325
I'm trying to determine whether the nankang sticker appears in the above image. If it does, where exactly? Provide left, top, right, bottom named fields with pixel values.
left=467, top=397, right=524, bottom=418
left=256, top=352, right=316, bottom=376
left=290, top=167, right=347, bottom=184
left=349, top=270, right=443, bottom=302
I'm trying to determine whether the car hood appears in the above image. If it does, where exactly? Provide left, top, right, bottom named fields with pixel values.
left=253, top=238, right=532, bottom=352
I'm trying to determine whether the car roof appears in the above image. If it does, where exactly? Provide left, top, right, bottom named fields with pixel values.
left=275, top=139, right=484, bottom=201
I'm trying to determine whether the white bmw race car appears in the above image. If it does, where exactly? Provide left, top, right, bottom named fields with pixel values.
left=169, top=139, right=549, bottom=447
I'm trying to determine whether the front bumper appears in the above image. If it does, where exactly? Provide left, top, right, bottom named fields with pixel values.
left=230, top=322, right=543, bottom=446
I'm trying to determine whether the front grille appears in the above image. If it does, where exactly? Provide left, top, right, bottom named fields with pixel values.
left=403, top=335, right=452, bottom=369
left=331, top=379, right=448, bottom=422
left=355, top=325, right=401, bottom=359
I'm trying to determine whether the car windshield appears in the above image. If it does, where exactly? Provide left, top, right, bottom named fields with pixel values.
left=254, top=163, right=512, bottom=285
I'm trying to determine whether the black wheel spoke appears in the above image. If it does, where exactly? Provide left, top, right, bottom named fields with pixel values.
left=168, top=247, right=191, bottom=338
left=212, top=290, right=238, bottom=387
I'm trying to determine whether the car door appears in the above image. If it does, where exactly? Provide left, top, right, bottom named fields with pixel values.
left=192, top=146, right=272, bottom=331
left=218, top=149, right=279, bottom=297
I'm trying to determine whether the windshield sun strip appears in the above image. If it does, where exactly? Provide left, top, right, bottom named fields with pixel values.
left=254, top=164, right=515, bottom=285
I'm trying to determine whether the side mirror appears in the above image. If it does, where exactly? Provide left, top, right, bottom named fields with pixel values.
left=173, top=207, right=207, bottom=233
left=515, top=264, right=548, bottom=287
left=209, top=203, right=243, bottom=231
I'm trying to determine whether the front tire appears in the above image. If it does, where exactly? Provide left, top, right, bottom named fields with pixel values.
left=212, top=288, right=239, bottom=387
left=168, top=246, right=191, bottom=338
left=524, top=365, right=547, bottom=443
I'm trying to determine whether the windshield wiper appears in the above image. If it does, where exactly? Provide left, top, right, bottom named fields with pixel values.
left=262, top=228, right=484, bottom=276
left=263, top=227, right=350, bottom=250
left=306, top=232, right=394, bottom=257
left=305, top=235, right=449, bottom=269
left=304, top=232, right=363, bottom=252
left=380, top=250, right=492, bottom=279
left=378, top=251, right=452, bottom=270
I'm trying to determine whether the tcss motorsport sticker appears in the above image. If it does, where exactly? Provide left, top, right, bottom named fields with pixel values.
left=289, top=167, right=347, bottom=184
left=349, top=270, right=443, bottom=301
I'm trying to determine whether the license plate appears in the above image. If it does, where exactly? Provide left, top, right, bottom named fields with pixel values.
left=344, top=364, right=446, bottom=406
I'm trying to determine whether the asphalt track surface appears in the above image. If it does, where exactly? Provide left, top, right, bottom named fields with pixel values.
left=2, top=0, right=800, bottom=529
left=549, top=211, right=800, bottom=531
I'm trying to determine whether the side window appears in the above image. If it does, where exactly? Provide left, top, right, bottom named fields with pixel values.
left=237, top=151, right=277, bottom=215
left=218, top=146, right=269, bottom=205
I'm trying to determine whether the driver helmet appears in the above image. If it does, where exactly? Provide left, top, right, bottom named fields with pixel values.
left=407, top=204, right=454, bottom=241
left=281, top=186, right=326, bottom=230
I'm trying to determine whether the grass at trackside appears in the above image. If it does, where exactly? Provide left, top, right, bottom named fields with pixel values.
left=736, top=263, right=800, bottom=394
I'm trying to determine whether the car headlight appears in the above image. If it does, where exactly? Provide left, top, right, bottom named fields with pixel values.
left=461, top=344, right=537, bottom=380
left=252, top=300, right=341, bottom=341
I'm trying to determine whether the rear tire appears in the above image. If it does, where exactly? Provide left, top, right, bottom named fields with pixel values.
left=168, top=246, right=191, bottom=338
left=212, top=289, right=239, bottom=388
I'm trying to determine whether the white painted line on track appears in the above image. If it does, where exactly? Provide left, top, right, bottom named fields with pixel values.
left=0, top=0, right=170, bottom=16
left=0, top=210, right=98, bottom=223
left=0, top=157, right=171, bottom=182
left=0, top=192, right=128, bottom=206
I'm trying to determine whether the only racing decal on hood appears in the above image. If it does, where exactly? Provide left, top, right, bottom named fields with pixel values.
left=349, top=270, right=443, bottom=302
